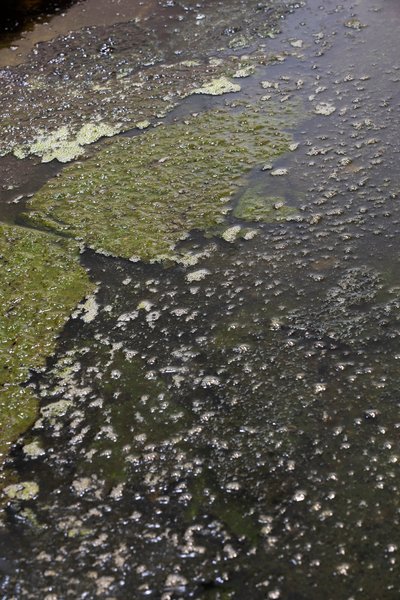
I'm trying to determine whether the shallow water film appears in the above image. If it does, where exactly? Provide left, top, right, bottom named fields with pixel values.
left=0, top=0, right=400, bottom=598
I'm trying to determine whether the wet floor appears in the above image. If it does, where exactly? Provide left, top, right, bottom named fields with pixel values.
left=0, top=0, right=400, bottom=598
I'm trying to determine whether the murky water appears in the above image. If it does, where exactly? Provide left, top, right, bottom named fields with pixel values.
left=0, top=0, right=400, bottom=598
left=0, top=0, right=157, bottom=66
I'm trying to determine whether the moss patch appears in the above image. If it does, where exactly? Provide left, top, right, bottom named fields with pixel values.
left=234, top=186, right=298, bottom=222
left=0, top=224, right=93, bottom=473
left=27, top=106, right=292, bottom=261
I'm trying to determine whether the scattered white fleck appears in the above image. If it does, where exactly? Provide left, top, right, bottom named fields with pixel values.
left=193, top=77, right=241, bottom=96
left=165, top=574, right=188, bottom=590
left=290, top=39, right=303, bottom=48
left=314, top=102, right=336, bottom=116
left=136, top=120, right=151, bottom=130
left=336, top=563, right=350, bottom=576
left=226, top=481, right=241, bottom=491
left=233, top=65, right=255, bottom=78
left=261, top=524, right=273, bottom=535
left=315, top=383, right=327, bottom=393
left=293, top=490, right=307, bottom=502
left=270, top=168, right=288, bottom=176
left=41, top=400, right=73, bottom=419
left=71, top=477, right=92, bottom=497
left=224, top=544, right=238, bottom=559
left=146, top=311, right=161, bottom=324
left=261, top=80, right=279, bottom=90
left=186, top=269, right=210, bottom=283
left=137, top=300, right=153, bottom=311
left=117, top=311, right=138, bottom=323
left=243, top=229, right=258, bottom=240
left=109, top=483, right=125, bottom=501
left=344, top=18, right=365, bottom=30
left=23, top=441, right=45, bottom=458
left=201, top=375, right=221, bottom=388
left=222, top=225, right=241, bottom=243
left=180, top=60, right=200, bottom=67
left=170, top=308, right=189, bottom=317
left=79, top=294, right=99, bottom=323
left=3, top=481, right=39, bottom=501
left=270, top=317, right=283, bottom=330
left=208, top=57, right=223, bottom=67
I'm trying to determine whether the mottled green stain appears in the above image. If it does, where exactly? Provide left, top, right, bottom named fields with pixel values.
left=234, top=185, right=298, bottom=222
left=187, top=472, right=260, bottom=544
left=27, top=107, right=292, bottom=261
left=0, top=224, right=93, bottom=472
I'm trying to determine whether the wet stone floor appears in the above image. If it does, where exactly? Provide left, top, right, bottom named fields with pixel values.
left=0, top=0, right=400, bottom=598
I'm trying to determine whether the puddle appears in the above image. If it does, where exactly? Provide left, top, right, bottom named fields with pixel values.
left=0, top=0, right=400, bottom=597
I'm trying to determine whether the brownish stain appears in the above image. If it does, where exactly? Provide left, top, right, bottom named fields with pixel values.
left=0, top=0, right=159, bottom=67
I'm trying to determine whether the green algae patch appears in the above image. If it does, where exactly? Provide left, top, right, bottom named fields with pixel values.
left=0, top=1, right=290, bottom=162
left=0, top=224, right=94, bottom=471
left=3, top=481, right=39, bottom=501
left=13, top=122, right=122, bottom=163
left=27, top=106, right=292, bottom=261
left=234, top=186, right=298, bottom=222
left=193, top=76, right=241, bottom=96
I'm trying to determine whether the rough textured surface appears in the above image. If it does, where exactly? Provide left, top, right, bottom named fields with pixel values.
left=26, top=106, right=292, bottom=260
left=0, top=1, right=290, bottom=161
left=0, top=223, right=93, bottom=472
left=234, top=185, right=298, bottom=222
left=2, top=0, right=400, bottom=597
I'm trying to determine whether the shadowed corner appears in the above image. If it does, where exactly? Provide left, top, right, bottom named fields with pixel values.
left=0, top=0, right=79, bottom=34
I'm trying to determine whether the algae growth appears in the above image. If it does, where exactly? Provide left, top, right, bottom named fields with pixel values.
left=234, top=185, right=298, bottom=222
left=0, top=0, right=291, bottom=161
left=0, top=223, right=93, bottom=471
left=13, top=122, right=122, bottom=164
left=27, top=106, right=292, bottom=261
left=192, top=76, right=241, bottom=96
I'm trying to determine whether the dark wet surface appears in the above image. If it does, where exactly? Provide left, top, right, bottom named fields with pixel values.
left=0, top=0, right=78, bottom=37
left=1, top=0, right=400, bottom=598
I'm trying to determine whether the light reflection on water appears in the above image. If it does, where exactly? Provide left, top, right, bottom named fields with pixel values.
left=0, top=0, right=400, bottom=597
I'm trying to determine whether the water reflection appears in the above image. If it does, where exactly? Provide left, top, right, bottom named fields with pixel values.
left=0, top=0, right=400, bottom=597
